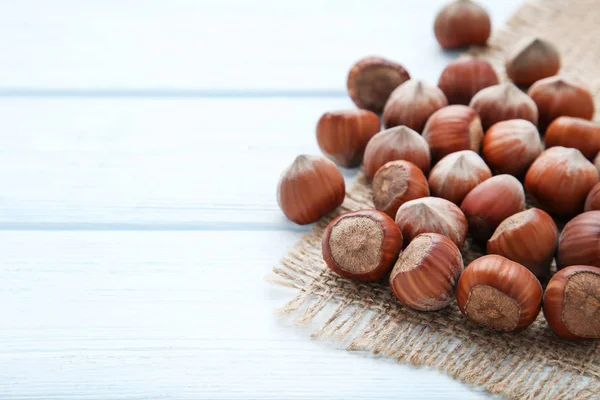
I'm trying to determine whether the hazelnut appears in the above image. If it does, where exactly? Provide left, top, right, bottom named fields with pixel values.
left=460, top=175, right=526, bottom=242
left=389, top=233, right=463, bottom=311
left=437, top=57, right=499, bottom=105
left=545, top=117, right=600, bottom=160
left=543, top=265, right=600, bottom=340
left=347, top=57, right=411, bottom=114
left=527, top=76, right=595, bottom=128
left=395, top=197, right=468, bottom=248
left=556, top=211, right=600, bottom=270
left=277, top=155, right=345, bottom=225
left=382, top=80, right=448, bottom=132
left=585, top=182, right=600, bottom=212
left=505, top=37, right=560, bottom=86
left=595, top=152, right=600, bottom=174
left=469, top=83, right=538, bottom=130
left=422, top=105, right=484, bottom=162
left=322, top=210, right=403, bottom=281
left=487, top=208, right=558, bottom=279
left=372, top=160, right=430, bottom=219
left=525, top=147, right=599, bottom=216
left=363, top=126, right=431, bottom=178
left=433, top=0, right=491, bottom=49
left=481, top=119, right=543, bottom=177
left=427, top=150, right=491, bottom=205
left=456, top=255, right=543, bottom=332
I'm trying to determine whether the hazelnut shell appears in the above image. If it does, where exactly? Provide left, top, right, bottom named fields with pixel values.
left=505, top=37, right=560, bottom=86
left=556, top=211, right=600, bottom=270
left=433, top=0, right=491, bottom=49
left=469, top=83, right=538, bottom=130
left=545, top=117, right=600, bottom=160
left=437, top=57, right=499, bottom=105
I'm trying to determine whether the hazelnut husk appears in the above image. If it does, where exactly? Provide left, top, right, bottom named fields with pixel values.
left=545, top=117, right=600, bottom=160
left=469, top=83, right=538, bottom=130
left=437, top=57, right=499, bottom=105
left=433, top=0, right=491, bottom=49
left=505, top=37, right=560, bottom=86
left=322, top=210, right=403, bottom=281
left=585, top=182, right=600, bottom=212
left=556, top=211, right=600, bottom=270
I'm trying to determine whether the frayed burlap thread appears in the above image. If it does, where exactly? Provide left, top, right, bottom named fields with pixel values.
left=269, top=0, right=600, bottom=398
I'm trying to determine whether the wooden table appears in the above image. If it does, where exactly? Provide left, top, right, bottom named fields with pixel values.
left=0, top=1, right=521, bottom=398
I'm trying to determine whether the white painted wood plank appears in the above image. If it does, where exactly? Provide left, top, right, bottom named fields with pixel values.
left=0, top=230, right=488, bottom=399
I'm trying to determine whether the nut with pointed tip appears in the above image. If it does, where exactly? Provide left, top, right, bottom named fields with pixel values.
left=437, top=57, right=499, bottom=105
left=347, top=57, right=411, bottom=114
left=363, top=126, right=431, bottom=178
left=277, top=155, right=345, bottom=225
left=487, top=208, right=558, bottom=279
left=525, top=147, right=599, bottom=216
left=505, top=37, right=560, bottom=86
left=545, top=117, right=600, bottom=160
left=395, top=197, right=468, bottom=248
left=556, top=211, right=600, bottom=270
left=389, top=233, right=463, bottom=311
left=422, top=105, right=484, bottom=162
left=460, top=175, right=526, bottom=242
left=372, top=160, right=430, bottom=219
left=482, top=119, right=543, bottom=177
left=469, top=83, right=538, bottom=130
left=527, top=76, right=595, bottom=128
left=382, top=80, right=448, bottom=132
left=456, top=255, right=543, bottom=332
left=433, top=0, right=491, bottom=49
left=585, top=182, right=600, bottom=212
left=428, top=150, right=491, bottom=205
left=322, top=210, right=403, bottom=281
left=543, top=265, right=600, bottom=340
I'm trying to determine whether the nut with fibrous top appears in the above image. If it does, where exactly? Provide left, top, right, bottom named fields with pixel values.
left=389, top=233, right=463, bottom=311
left=545, top=117, right=600, bottom=160
left=585, top=182, right=600, bottom=212
left=543, top=265, right=600, bottom=340
left=277, top=155, right=345, bottom=225
left=347, top=57, right=411, bottom=114
left=469, top=82, right=538, bottom=130
left=433, top=0, right=491, bottom=49
left=395, top=197, right=468, bottom=248
left=460, top=175, right=526, bottom=242
left=437, top=57, right=499, bottom=105
left=427, top=150, right=491, bottom=205
left=505, top=37, right=560, bottom=86
left=322, top=210, right=403, bottom=281
left=363, top=126, right=431, bottom=178
left=482, top=119, right=543, bottom=177
left=372, top=160, right=430, bottom=219
left=527, top=76, right=595, bottom=128
left=382, top=80, right=448, bottom=132
left=422, top=105, right=484, bottom=162
left=525, top=147, right=599, bottom=216
left=556, top=211, right=600, bottom=270
left=456, top=255, right=543, bottom=332
left=487, top=208, right=558, bottom=279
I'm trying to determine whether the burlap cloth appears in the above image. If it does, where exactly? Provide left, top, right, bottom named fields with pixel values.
left=269, top=0, right=600, bottom=398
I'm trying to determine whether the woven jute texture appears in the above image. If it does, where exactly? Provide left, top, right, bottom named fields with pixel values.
left=270, top=0, right=600, bottom=398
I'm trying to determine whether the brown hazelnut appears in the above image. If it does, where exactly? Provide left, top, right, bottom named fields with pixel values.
left=322, top=210, right=403, bottom=281
left=389, top=233, right=463, bottom=311
left=422, top=105, right=484, bottom=162
left=427, top=150, right=491, bottom=205
left=595, top=152, right=600, bottom=174
left=556, top=211, right=600, bottom=270
left=372, top=160, right=430, bottom=219
left=527, top=76, right=595, bottom=128
left=481, top=119, right=543, bottom=176
left=585, top=182, right=600, bottom=212
left=487, top=208, right=558, bottom=279
left=460, top=175, right=526, bottom=242
left=277, top=155, right=345, bottom=225
left=395, top=197, right=468, bottom=248
left=545, top=117, right=600, bottom=160
left=347, top=57, right=411, bottom=114
left=505, top=37, right=560, bottom=86
left=363, top=126, right=431, bottom=178
left=433, top=0, right=491, bottom=49
left=437, top=57, right=499, bottom=105
left=543, top=265, right=600, bottom=340
left=382, top=80, right=448, bottom=132
left=456, top=255, right=543, bottom=332
left=469, top=83, right=538, bottom=130
left=525, top=147, right=599, bottom=216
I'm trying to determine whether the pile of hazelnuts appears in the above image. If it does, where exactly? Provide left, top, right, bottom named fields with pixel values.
left=276, top=0, right=600, bottom=340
